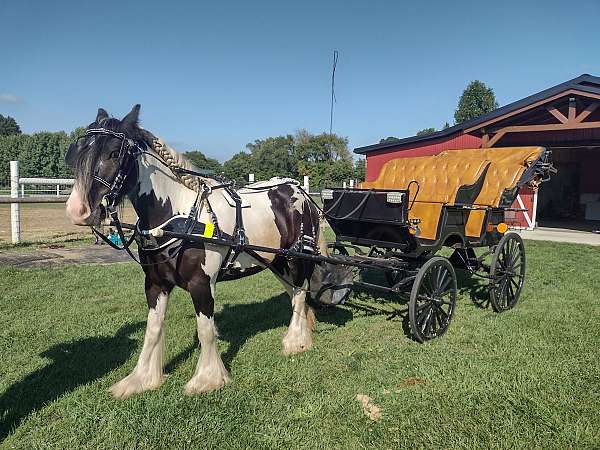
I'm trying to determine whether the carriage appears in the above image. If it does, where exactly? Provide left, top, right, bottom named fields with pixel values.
left=120, top=144, right=554, bottom=344
left=66, top=108, right=558, bottom=399
left=318, top=146, right=555, bottom=342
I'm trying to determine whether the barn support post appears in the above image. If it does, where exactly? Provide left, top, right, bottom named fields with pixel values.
left=10, top=161, right=21, bottom=244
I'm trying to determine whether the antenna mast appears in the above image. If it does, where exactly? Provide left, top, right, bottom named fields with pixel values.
left=329, top=50, right=339, bottom=135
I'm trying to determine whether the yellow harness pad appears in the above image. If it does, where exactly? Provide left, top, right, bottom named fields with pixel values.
left=202, top=222, right=215, bottom=238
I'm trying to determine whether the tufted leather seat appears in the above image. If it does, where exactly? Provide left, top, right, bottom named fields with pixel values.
left=462, top=147, right=545, bottom=236
left=359, top=147, right=545, bottom=240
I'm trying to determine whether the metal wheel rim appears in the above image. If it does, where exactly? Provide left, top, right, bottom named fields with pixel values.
left=490, top=234, right=526, bottom=311
left=410, top=258, right=457, bottom=342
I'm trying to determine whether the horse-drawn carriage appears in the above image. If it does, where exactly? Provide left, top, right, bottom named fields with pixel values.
left=65, top=106, right=556, bottom=398
left=320, top=146, right=554, bottom=341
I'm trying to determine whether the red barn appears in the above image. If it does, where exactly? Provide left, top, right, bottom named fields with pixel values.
left=355, top=74, right=600, bottom=230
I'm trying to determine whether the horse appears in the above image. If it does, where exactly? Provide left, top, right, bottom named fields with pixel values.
left=65, top=105, right=352, bottom=399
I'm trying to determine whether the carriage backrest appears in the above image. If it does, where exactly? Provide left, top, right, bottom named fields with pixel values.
left=361, top=152, right=490, bottom=204
left=360, top=146, right=545, bottom=207
left=459, top=147, right=545, bottom=207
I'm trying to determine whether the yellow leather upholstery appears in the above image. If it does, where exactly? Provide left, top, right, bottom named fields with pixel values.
left=408, top=202, right=444, bottom=240
left=463, top=147, right=544, bottom=236
left=361, top=153, right=490, bottom=203
left=360, top=147, right=545, bottom=240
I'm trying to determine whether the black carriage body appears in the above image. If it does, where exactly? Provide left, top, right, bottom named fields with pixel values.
left=322, top=188, right=414, bottom=250
left=323, top=189, right=506, bottom=257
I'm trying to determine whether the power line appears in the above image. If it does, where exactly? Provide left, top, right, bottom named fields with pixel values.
left=329, top=50, right=339, bottom=135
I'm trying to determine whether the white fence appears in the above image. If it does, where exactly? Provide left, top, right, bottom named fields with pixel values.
left=2, top=164, right=356, bottom=244
left=3, top=160, right=74, bottom=243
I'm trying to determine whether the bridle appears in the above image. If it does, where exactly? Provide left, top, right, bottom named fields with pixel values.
left=69, top=127, right=147, bottom=258
left=83, top=128, right=145, bottom=209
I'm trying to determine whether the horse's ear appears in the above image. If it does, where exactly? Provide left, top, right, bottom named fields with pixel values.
left=96, top=108, right=109, bottom=123
left=121, top=104, right=141, bottom=128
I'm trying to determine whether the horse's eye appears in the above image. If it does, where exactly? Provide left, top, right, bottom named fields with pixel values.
left=109, top=150, right=120, bottom=159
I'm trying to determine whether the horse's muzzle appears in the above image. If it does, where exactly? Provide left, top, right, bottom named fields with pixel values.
left=65, top=187, right=92, bottom=225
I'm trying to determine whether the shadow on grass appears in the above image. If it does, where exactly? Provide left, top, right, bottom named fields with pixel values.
left=0, top=322, right=144, bottom=442
left=165, top=293, right=354, bottom=373
left=457, top=270, right=491, bottom=309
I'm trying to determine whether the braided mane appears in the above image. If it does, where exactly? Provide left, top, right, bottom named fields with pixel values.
left=147, top=135, right=204, bottom=192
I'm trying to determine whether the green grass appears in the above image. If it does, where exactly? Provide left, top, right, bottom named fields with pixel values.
left=0, top=240, right=599, bottom=449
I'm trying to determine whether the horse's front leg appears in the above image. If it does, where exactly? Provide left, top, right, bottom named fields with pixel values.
left=110, top=278, right=172, bottom=399
left=184, top=272, right=230, bottom=395
left=282, top=280, right=316, bottom=355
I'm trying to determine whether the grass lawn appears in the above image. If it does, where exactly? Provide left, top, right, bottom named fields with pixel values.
left=0, top=240, right=599, bottom=449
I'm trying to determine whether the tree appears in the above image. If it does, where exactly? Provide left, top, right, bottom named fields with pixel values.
left=222, top=152, right=255, bottom=184
left=379, top=136, right=400, bottom=144
left=454, top=80, right=499, bottom=124
left=354, top=158, right=366, bottom=182
left=0, top=114, right=21, bottom=136
left=185, top=150, right=222, bottom=175
left=294, top=131, right=353, bottom=190
left=443, top=122, right=451, bottom=130
left=416, top=128, right=436, bottom=137
left=246, top=135, right=296, bottom=180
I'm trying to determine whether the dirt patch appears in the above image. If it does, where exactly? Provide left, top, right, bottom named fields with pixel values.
left=356, top=394, right=382, bottom=421
left=400, top=377, right=426, bottom=386
left=0, top=203, right=137, bottom=245
left=0, top=245, right=132, bottom=268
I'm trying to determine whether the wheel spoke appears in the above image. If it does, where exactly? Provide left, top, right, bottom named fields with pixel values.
left=507, top=280, right=515, bottom=302
left=420, top=307, right=433, bottom=333
left=417, top=304, right=431, bottom=329
left=435, top=304, right=449, bottom=324
left=509, top=277, right=520, bottom=291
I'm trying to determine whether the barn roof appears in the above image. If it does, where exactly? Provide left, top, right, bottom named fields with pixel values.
left=354, top=74, right=600, bottom=155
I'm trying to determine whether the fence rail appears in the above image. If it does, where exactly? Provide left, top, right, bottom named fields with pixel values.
left=6, top=161, right=75, bottom=243
left=4, top=163, right=353, bottom=244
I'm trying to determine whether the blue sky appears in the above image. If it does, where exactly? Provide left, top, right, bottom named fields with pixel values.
left=1, top=0, right=599, bottom=161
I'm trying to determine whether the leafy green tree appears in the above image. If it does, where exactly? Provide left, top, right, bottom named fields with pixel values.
left=246, top=135, right=296, bottom=180
left=222, top=151, right=255, bottom=184
left=0, top=114, right=21, bottom=136
left=416, top=128, right=436, bottom=137
left=185, top=150, right=222, bottom=175
left=294, top=131, right=353, bottom=190
left=454, top=80, right=499, bottom=124
left=379, top=136, right=400, bottom=144
left=354, top=158, right=366, bottom=182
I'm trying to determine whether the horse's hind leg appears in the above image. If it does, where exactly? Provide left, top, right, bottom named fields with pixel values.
left=282, top=280, right=316, bottom=355
left=184, top=272, right=230, bottom=395
left=110, top=279, right=171, bottom=399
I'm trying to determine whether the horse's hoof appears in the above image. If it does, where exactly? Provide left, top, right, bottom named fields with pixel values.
left=183, top=373, right=230, bottom=396
left=109, top=372, right=163, bottom=399
left=282, top=333, right=312, bottom=355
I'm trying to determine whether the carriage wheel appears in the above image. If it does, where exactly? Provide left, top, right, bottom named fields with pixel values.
left=489, top=232, right=526, bottom=312
left=409, top=257, right=457, bottom=343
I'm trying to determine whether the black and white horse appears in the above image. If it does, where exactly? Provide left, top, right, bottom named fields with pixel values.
left=65, top=105, right=351, bottom=399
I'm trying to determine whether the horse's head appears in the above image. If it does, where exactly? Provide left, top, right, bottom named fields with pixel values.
left=309, top=262, right=354, bottom=306
left=65, top=105, right=147, bottom=225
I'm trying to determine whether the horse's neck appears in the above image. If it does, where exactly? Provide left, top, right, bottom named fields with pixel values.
left=129, top=155, right=199, bottom=229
